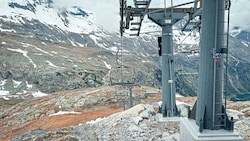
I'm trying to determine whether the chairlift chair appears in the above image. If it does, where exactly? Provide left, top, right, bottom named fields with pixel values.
left=110, top=65, right=136, bottom=85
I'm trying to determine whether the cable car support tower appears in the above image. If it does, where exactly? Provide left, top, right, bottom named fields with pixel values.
left=120, top=0, right=242, bottom=140
left=180, top=0, right=242, bottom=140
left=120, top=0, right=201, bottom=117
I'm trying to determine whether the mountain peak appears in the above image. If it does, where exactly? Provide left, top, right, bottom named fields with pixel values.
left=8, top=0, right=54, bottom=11
left=0, top=0, right=97, bottom=35
left=69, top=6, right=89, bottom=17
left=8, top=1, right=36, bottom=13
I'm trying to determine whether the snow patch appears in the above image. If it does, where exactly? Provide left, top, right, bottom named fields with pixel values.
left=69, top=40, right=77, bottom=46
left=7, top=48, right=37, bottom=68
left=21, top=42, right=53, bottom=56
left=89, top=34, right=104, bottom=48
left=0, top=27, right=16, bottom=33
left=103, top=61, right=111, bottom=69
left=108, top=46, right=118, bottom=52
left=0, top=80, right=7, bottom=88
left=41, top=42, right=47, bottom=45
left=3, top=96, right=10, bottom=100
left=0, top=90, right=9, bottom=96
left=86, top=117, right=105, bottom=124
left=142, top=60, right=149, bottom=63
left=26, top=81, right=33, bottom=89
left=241, top=41, right=249, bottom=47
left=21, top=42, right=34, bottom=48
left=75, top=42, right=85, bottom=47
left=49, top=111, right=81, bottom=116
left=51, top=51, right=58, bottom=54
left=45, top=60, right=64, bottom=69
left=57, top=46, right=67, bottom=49
left=13, top=80, right=22, bottom=88
left=32, top=91, right=48, bottom=97
left=34, top=46, right=53, bottom=56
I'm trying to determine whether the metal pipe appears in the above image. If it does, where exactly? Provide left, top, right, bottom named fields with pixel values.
left=225, top=0, right=231, bottom=114
left=162, top=25, right=174, bottom=117
left=169, top=56, right=173, bottom=117
left=214, top=0, right=226, bottom=128
left=212, top=48, right=216, bottom=125
left=164, top=0, right=167, bottom=17
left=148, top=1, right=195, bottom=14
left=212, top=0, right=219, bottom=126
left=129, top=86, right=133, bottom=108
left=196, top=0, right=217, bottom=129
left=170, top=0, right=174, bottom=117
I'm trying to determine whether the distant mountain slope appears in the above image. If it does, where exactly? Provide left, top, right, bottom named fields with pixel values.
left=231, top=27, right=250, bottom=48
left=0, top=0, right=249, bottom=98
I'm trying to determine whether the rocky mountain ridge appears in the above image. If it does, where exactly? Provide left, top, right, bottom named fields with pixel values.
left=0, top=86, right=249, bottom=140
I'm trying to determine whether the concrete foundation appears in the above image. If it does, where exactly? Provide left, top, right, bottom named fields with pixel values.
left=180, top=118, right=243, bottom=141
left=156, top=114, right=180, bottom=122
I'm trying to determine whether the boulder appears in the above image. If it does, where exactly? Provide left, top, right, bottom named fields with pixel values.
left=132, top=116, right=143, bottom=125
left=139, top=110, right=149, bottom=119
left=127, top=124, right=142, bottom=132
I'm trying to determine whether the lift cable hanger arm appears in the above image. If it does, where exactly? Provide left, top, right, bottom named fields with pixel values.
left=120, top=0, right=202, bottom=36
left=120, top=0, right=152, bottom=36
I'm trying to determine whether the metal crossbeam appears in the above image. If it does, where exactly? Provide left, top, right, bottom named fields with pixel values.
left=120, top=0, right=152, bottom=36
left=120, top=0, right=202, bottom=36
left=135, top=1, right=148, bottom=6
left=148, top=8, right=195, bottom=13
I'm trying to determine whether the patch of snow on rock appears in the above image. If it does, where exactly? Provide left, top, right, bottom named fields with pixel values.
left=7, top=48, right=37, bottom=68
left=32, top=91, right=48, bottom=97
left=45, top=60, right=64, bottom=68
left=0, top=90, right=9, bottom=96
left=86, top=117, right=105, bottom=124
left=103, top=61, right=111, bottom=69
left=49, top=111, right=81, bottom=116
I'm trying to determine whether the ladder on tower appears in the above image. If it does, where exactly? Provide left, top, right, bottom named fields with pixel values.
left=120, top=0, right=151, bottom=36
left=212, top=0, right=231, bottom=128
left=130, top=0, right=151, bottom=36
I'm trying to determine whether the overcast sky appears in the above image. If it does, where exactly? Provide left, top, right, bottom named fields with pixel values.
left=52, top=0, right=250, bottom=32
left=230, top=0, right=250, bottom=31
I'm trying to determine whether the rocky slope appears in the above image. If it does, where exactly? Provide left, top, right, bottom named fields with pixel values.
left=0, top=86, right=249, bottom=141
left=0, top=31, right=161, bottom=94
